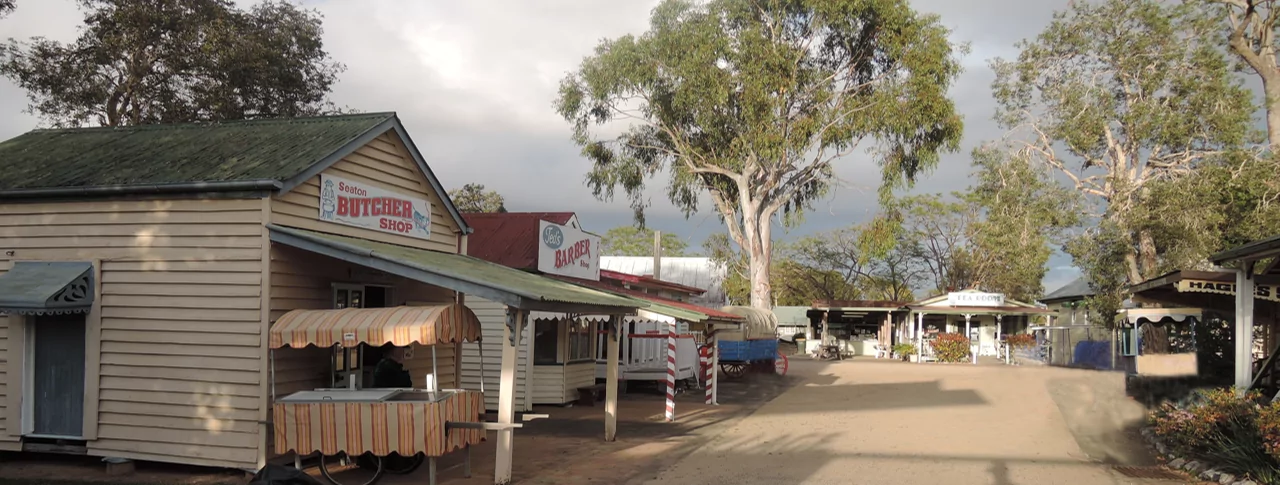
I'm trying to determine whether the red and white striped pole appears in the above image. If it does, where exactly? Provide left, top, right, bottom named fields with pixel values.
left=702, top=345, right=713, bottom=405
left=665, top=322, right=677, bottom=421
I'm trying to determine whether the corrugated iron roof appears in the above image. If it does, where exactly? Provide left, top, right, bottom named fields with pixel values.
left=0, top=113, right=393, bottom=190
left=812, top=299, right=909, bottom=309
left=599, top=269, right=707, bottom=295
left=269, top=225, right=642, bottom=310
left=465, top=212, right=577, bottom=269
left=600, top=256, right=728, bottom=307
left=550, top=274, right=742, bottom=322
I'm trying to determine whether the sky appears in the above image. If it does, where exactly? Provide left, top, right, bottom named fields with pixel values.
left=0, top=0, right=1084, bottom=294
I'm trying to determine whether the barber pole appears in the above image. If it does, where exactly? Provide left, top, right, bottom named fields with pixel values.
left=701, top=345, right=713, bottom=405
left=665, top=323, right=677, bottom=421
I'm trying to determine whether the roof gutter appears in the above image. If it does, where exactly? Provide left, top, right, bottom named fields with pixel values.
left=0, top=179, right=284, bottom=199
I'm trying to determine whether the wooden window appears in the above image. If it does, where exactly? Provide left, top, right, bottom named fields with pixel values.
left=567, top=319, right=594, bottom=362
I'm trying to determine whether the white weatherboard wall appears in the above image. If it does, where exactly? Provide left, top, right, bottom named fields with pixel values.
left=460, top=297, right=532, bottom=411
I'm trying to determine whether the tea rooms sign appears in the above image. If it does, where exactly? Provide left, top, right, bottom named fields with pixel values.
left=318, top=174, right=432, bottom=240
left=946, top=291, right=1005, bottom=307
left=538, top=220, right=600, bottom=281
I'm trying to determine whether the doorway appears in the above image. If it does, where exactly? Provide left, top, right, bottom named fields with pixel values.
left=28, top=313, right=86, bottom=438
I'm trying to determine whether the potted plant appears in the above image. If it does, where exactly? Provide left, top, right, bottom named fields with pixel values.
left=892, top=343, right=917, bottom=361
left=793, top=332, right=808, bottom=355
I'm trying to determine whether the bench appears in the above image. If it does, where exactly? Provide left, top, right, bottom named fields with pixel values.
left=577, top=383, right=607, bottom=406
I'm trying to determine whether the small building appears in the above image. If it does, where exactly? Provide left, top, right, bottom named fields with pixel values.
left=808, top=301, right=910, bottom=357
left=903, top=290, right=1054, bottom=362
left=462, top=213, right=742, bottom=409
left=772, top=306, right=813, bottom=341
left=0, top=114, right=643, bottom=481
left=1038, top=277, right=1101, bottom=366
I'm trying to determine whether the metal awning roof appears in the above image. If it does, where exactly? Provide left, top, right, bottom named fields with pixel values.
left=268, top=225, right=644, bottom=314
left=0, top=261, right=94, bottom=315
left=270, top=304, right=481, bottom=349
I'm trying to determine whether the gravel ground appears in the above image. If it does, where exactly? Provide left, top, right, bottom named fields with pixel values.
left=637, top=358, right=1174, bottom=485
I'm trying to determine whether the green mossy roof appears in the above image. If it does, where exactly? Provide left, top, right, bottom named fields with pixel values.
left=0, top=113, right=395, bottom=191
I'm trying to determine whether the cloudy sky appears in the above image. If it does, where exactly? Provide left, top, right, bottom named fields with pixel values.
left=0, top=0, right=1083, bottom=293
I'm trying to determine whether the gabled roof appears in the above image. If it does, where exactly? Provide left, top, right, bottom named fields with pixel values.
left=1041, top=277, right=1094, bottom=304
left=908, top=289, right=1052, bottom=315
left=465, top=212, right=578, bottom=269
left=0, top=112, right=470, bottom=233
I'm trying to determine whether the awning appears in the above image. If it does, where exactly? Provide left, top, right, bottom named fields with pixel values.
left=268, top=225, right=644, bottom=315
left=547, top=274, right=743, bottom=323
left=270, top=304, right=482, bottom=349
left=905, top=305, right=1056, bottom=316
left=1120, top=308, right=1202, bottom=324
left=0, top=261, right=94, bottom=315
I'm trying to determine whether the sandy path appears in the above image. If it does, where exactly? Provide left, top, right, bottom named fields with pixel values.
left=638, top=358, right=1164, bottom=485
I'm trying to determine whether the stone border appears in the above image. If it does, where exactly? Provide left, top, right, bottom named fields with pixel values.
left=1139, top=426, right=1260, bottom=485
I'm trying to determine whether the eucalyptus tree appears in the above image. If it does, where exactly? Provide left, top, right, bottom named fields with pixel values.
left=556, top=0, right=964, bottom=308
left=991, top=0, right=1254, bottom=286
left=1206, top=0, right=1280, bottom=148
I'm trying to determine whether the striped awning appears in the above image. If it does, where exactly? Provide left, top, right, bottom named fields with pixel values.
left=269, top=304, right=482, bottom=349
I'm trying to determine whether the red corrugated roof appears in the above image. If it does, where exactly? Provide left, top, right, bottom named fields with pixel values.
left=599, top=269, right=707, bottom=295
left=550, top=274, right=743, bottom=321
left=464, top=212, right=576, bottom=269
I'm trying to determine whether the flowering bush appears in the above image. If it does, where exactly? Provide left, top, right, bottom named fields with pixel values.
left=1006, top=334, right=1036, bottom=349
left=930, top=333, right=970, bottom=363
left=1150, top=388, right=1280, bottom=482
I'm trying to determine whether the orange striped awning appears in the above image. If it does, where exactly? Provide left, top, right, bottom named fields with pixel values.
left=269, top=304, right=482, bottom=349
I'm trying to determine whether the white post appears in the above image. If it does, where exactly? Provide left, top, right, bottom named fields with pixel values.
left=916, top=312, right=924, bottom=364
left=495, top=308, right=525, bottom=485
left=605, top=315, right=621, bottom=441
left=664, top=320, right=677, bottom=421
left=1237, top=265, right=1257, bottom=391
left=964, top=314, right=974, bottom=364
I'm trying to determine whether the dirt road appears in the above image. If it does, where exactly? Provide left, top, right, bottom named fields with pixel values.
left=636, top=358, right=1168, bottom=485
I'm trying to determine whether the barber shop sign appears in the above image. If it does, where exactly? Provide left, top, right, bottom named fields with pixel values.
left=318, top=174, right=432, bottom=240
left=538, top=220, right=600, bottom=281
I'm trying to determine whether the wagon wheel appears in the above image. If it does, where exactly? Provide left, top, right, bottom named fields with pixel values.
left=382, top=452, right=425, bottom=475
left=319, top=452, right=384, bottom=485
left=720, top=362, right=747, bottom=379
left=775, top=351, right=789, bottom=376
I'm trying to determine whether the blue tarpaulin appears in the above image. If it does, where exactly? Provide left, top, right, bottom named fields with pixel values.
left=1072, top=341, right=1113, bottom=370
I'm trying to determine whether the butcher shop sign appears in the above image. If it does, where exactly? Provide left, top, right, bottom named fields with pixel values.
left=538, top=220, right=600, bottom=281
left=318, top=174, right=432, bottom=240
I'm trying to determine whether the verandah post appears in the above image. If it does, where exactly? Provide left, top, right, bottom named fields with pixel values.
left=605, top=314, right=622, bottom=441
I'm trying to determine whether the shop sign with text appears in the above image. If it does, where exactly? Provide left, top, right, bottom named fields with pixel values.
left=538, top=220, right=600, bottom=281
left=319, top=174, right=432, bottom=240
left=946, top=291, right=1005, bottom=307
left=1176, top=279, right=1280, bottom=302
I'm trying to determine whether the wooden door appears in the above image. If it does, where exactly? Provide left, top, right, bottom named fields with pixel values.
left=31, top=314, right=86, bottom=437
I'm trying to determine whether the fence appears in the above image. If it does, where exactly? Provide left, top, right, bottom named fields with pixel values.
left=1027, top=325, right=1115, bottom=369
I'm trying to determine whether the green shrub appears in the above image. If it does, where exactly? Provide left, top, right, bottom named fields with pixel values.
left=931, top=333, right=970, bottom=363
left=1151, top=388, right=1280, bottom=483
left=892, top=343, right=917, bottom=359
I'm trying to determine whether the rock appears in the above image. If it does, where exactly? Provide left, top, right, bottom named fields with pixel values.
left=1168, top=458, right=1186, bottom=469
left=1184, top=461, right=1204, bottom=473
left=1237, top=481, right=1258, bottom=485
left=1200, top=469, right=1218, bottom=480
left=1218, top=473, right=1234, bottom=484
left=1154, top=442, right=1168, bottom=454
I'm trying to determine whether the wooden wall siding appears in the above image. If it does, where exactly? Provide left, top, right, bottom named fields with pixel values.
left=270, top=132, right=460, bottom=253
left=460, top=297, right=531, bottom=411
left=531, top=366, right=564, bottom=404
left=0, top=260, right=10, bottom=445
left=562, top=362, right=596, bottom=403
left=0, top=198, right=267, bottom=468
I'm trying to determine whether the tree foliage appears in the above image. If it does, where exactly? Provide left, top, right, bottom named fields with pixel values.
left=0, top=0, right=345, bottom=127
left=991, top=0, right=1255, bottom=287
left=448, top=183, right=507, bottom=213
left=557, top=0, right=964, bottom=308
left=0, top=0, right=13, bottom=18
left=600, top=226, right=688, bottom=257
left=1206, top=0, right=1280, bottom=149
